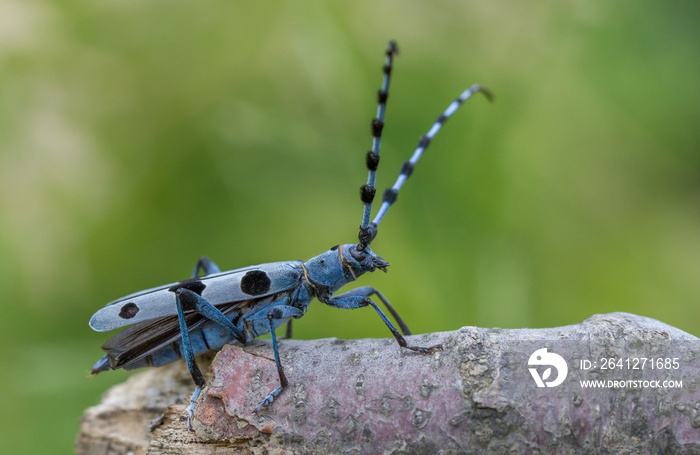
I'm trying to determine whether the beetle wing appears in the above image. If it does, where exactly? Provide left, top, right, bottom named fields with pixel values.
left=103, top=312, right=195, bottom=369
left=90, top=261, right=303, bottom=332
left=102, top=299, right=246, bottom=369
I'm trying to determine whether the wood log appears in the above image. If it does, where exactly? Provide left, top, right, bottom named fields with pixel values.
left=76, top=312, right=700, bottom=454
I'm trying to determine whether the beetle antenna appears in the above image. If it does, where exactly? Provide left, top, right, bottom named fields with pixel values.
left=358, top=40, right=398, bottom=250
left=369, top=84, right=493, bottom=235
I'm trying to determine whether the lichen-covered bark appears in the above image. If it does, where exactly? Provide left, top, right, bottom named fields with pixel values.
left=76, top=313, right=700, bottom=454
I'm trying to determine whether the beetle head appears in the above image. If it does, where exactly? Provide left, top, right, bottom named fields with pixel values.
left=345, top=244, right=389, bottom=274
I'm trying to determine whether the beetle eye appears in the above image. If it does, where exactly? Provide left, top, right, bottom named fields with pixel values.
left=350, top=246, right=366, bottom=262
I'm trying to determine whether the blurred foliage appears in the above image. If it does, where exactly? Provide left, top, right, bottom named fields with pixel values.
left=1, top=0, right=699, bottom=453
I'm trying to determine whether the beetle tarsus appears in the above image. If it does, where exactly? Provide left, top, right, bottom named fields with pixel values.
left=254, top=385, right=284, bottom=413
left=405, top=344, right=444, bottom=355
left=186, top=386, right=201, bottom=432
left=252, top=308, right=292, bottom=413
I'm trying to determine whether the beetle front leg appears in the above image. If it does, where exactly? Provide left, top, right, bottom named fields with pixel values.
left=332, top=286, right=412, bottom=335
left=324, top=293, right=443, bottom=354
left=254, top=305, right=304, bottom=413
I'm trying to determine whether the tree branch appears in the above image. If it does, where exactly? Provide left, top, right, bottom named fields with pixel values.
left=76, top=313, right=700, bottom=454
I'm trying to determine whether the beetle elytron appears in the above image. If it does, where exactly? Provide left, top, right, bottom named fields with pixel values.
left=89, top=41, right=491, bottom=429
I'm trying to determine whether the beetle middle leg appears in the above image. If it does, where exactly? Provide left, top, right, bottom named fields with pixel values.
left=283, top=320, right=293, bottom=339
left=323, top=290, right=443, bottom=354
left=191, top=256, right=221, bottom=278
left=254, top=305, right=304, bottom=412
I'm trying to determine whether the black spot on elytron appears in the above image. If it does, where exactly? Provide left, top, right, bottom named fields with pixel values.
left=240, top=270, right=271, bottom=296
left=168, top=278, right=206, bottom=295
left=330, top=245, right=339, bottom=251
left=119, top=302, right=139, bottom=319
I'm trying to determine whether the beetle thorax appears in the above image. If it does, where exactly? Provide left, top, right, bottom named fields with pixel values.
left=303, top=244, right=389, bottom=295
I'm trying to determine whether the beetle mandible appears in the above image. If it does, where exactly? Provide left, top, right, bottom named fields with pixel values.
left=89, top=41, right=492, bottom=429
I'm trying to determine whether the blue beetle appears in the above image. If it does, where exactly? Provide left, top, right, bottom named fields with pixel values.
left=89, top=41, right=491, bottom=428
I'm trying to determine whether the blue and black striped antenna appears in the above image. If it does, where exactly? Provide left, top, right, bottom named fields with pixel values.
left=358, top=40, right=398, bottom=250
left=357, top=45, right=493, bottom=250
left=370, top=84, right=493, bottom=229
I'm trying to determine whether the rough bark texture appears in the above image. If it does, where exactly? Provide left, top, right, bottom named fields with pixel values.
left=77, top=312, right=700, bottom=454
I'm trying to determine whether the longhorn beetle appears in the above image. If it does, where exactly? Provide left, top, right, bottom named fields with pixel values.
left=89, top=41, right=492, bottom=430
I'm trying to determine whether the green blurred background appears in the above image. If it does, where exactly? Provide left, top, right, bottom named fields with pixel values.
left=1, top=0, right=699, bottom=453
